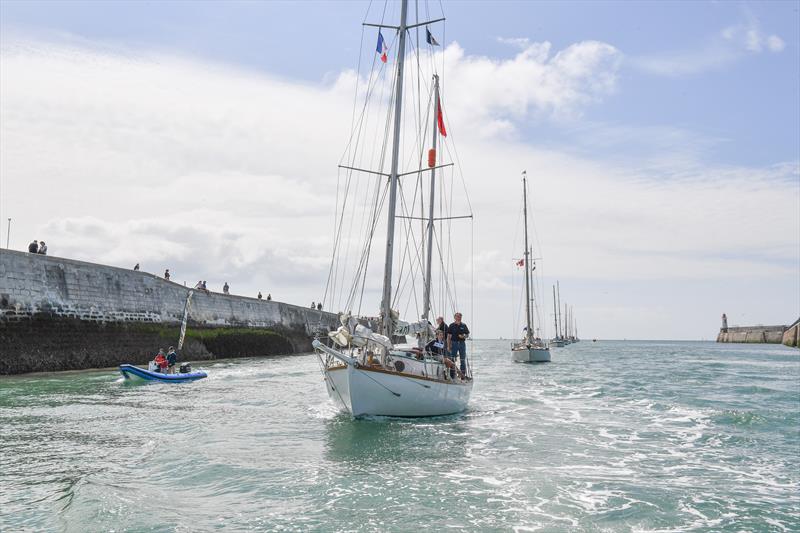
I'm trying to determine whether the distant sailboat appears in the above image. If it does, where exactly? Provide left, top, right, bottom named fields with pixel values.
left=550, top=283, right=565, bottom=347
left=511, top=171, right=550, bottom=363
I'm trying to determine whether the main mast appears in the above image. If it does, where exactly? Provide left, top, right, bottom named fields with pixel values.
left=381, top=0, right=410, bottom=337
left=522, top=171, right=533, bottom=343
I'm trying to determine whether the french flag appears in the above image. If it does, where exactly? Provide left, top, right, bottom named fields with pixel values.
left=376, top=31, right=388, bottom=63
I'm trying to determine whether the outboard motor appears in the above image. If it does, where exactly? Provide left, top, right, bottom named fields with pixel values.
left=179, top=363, right=192, bottom=374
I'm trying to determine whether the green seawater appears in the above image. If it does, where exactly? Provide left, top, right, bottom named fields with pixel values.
left=1, top=340, right=798, bottom=532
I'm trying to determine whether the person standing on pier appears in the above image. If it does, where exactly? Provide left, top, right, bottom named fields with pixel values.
left=164, top=269, right=170, bottom=280
left=27, top=240, right=38, bottom=253
left=223, top=282, right=230, bottom=294
left=258, top=292, right=262, bottom=300
left=133, top=263, right=140, bottom=271
left=267, top=294, right=272, bottom=301
left=37, top=241, right=47, bottom=255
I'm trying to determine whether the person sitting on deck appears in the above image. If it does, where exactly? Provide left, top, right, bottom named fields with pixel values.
left=166, top=346, right=178, bottom=374
left=154, top=349, right=168, bottom=373
left=425, top=329, right=463, bottom=379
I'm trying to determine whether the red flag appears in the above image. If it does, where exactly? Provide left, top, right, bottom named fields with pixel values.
left=516, top=259, right=524, bottom=267
left=437, top=96, right=447, bottom=137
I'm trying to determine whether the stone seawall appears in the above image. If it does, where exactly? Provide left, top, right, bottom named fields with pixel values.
left=0, top=249, right=339, bottom=374
left=716, top=325, right=789, bottom=344
left=782, top=320, right=799, bottom=348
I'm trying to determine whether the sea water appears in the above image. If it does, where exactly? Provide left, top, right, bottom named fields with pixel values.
left=1, top=340, right=798, bottom=531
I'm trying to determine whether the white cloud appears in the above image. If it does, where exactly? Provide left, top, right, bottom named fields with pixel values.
left=766, top=35, right=785, bottom=52
left=1, top=36, right=796, bottom=339
left=442, top=40, right=622, bottom=126
left=632, top=17, right=785, bottom=77
left=496, top=37, right=531, bottom=50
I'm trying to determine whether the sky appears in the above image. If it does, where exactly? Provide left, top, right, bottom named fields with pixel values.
left=0, top=0, right=798, bottom=340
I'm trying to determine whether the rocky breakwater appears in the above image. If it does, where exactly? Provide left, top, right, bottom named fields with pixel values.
left=0, top=250, right=339, bottom=374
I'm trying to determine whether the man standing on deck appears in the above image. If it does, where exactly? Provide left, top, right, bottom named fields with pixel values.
left=447, top=312, right=470, bottom=378
left=28, top=240, right=38, bottom=253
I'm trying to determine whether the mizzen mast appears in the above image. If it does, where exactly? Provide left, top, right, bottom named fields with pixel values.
left=422, top=74, right=441, bottom=327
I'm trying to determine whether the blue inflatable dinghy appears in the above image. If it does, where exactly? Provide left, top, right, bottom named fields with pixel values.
left=119, top=363, right=207, bottom=383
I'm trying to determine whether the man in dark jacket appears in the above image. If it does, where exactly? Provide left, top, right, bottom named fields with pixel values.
left=166, top=346, right=178, bottom=374
left=447, top=312, right=470, bottom=377
left=28, top=240, right=38, bottom=253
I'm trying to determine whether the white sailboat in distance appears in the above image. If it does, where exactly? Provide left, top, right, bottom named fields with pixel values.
left=512, top=171, right=551, bottom=363
left=313, top=0, right=473, bottom=418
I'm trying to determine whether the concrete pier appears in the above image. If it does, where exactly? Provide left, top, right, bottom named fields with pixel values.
left=715, top=313, right=799, bottom=347
left=0, top=249, right=339, bottom=374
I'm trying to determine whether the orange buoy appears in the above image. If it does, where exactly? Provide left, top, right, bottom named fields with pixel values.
left=428, top=148, right=436, bottom=168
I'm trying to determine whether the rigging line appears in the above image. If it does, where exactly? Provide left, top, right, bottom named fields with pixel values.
left=333, top=28, right=394, bottom=306
left=527, top=175, right=547, bottom=337
left=394, top=184, right=426, bottom=318
left=325, top=18, right=371, bottom=308
left=470, top=215, right=474, bottom=372
left=511, top=191, right=524, bottom=336
left=354, top=61, right=395, bottom=301
left=348, top=182, right=389, bottom=314
left=332, top=60, right=388, bottom=309
left=358, top=367, right=402, bottom=397
left=395, top=371, right=432, bottom=389
left=338, top=11, right=393, bottom=167
left=345, top=68, right=392, bottom=301
left=431, top=219, right=457, bottom=313
left=344, top=49, right=395, bottom=312
left=349, top=130, right=391, bottom=312
left=352, top=176, right=390, bottom=314
left=437, top=100, right=472, bottom=218
left=392, top=182, right=422, bottom=315
left=445, top=166, right=458, bottom=312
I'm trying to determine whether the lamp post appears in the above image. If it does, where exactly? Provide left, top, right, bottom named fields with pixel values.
left=5, top=218, right=10, bottom=249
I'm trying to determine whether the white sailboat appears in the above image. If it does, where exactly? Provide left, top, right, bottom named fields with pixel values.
left=312, top=0, right=473, bottom=418
left=511, top=171, right=551, bottom=363
left=550, top=282, right=566, bottom=347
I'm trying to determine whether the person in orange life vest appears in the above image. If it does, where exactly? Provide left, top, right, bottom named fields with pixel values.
left=154, top=349, right=168, bottom=373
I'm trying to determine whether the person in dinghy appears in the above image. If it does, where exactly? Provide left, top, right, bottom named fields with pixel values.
left=152, top=349, right=169, bottom=373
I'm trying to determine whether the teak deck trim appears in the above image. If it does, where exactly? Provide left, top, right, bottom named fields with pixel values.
left=326, top=362, right=470, bottom=386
